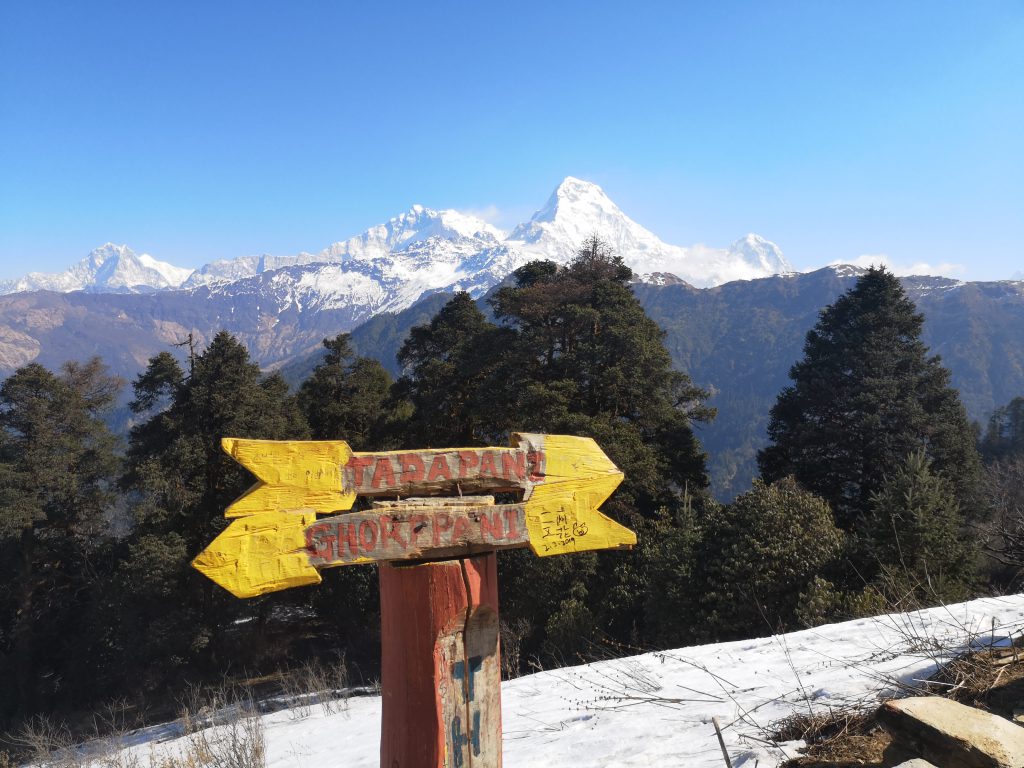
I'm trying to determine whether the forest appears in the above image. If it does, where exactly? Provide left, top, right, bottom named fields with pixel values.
left=2, top=237, right=1023, bottom=740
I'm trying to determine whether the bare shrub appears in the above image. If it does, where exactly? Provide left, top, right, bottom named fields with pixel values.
left=6, top=715, right=77, bottom=768
left=499, top=617, right=531, bottom=679
left=159, top=685, right=265, bottom=768
left=279, top=655, right=350, bottom=719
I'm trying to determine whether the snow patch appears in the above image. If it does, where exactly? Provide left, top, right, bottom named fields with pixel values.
left=114, top=593, right=1024, bottom=768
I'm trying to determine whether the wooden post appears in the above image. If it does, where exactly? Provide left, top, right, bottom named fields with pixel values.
left=380, top=552, right=501, bottom=768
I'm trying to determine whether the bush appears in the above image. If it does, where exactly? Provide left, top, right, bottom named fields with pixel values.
left=694, top=478, right=844, bottom=640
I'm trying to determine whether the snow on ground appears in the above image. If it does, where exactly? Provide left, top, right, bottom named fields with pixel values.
left=125, top=594, right=1024, bottom=768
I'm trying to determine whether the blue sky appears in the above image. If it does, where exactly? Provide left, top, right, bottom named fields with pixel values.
left=1, top=1, right=1021, bottom=281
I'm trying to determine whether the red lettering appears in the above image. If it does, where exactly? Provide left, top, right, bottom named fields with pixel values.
left=479, top=510, right=504, bottom=541
left=358, top=519, right=378, bottom=552
left=408, top=513, right=428, bottom=547
left=504, top=507, right=520, bottom=538
left=458, top=451, right=479, bottom=478
left=432, top=512, right=452, bottom=547
left=371, top=457, right=396, bottom=489
left=452, top=515, right=470, bottom=542
left=342, top=522, right=360, bottom=557
left=306, top=522, right=337, bottom=561
left=346, top=456, right=375, bottom=487
left=479, top=451, right=497, bottom=477
left=501, top=451, right=526, bottom=481
left=427, top=454, right=453, bottom=482
left=380, top=516, right=406, bottom=549
left=527, top=451, right=545, bottom=481
left=398, top=454, right=425, bottom=484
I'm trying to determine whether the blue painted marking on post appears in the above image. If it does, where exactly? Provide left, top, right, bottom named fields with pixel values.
left=450, top=655, right=485, bottom=761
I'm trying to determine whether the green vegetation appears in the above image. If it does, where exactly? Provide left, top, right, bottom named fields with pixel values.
left=0, top=253, right=1007, bottom=741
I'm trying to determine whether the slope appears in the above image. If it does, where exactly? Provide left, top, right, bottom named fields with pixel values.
left=116, top=593, right=1024, bottom=768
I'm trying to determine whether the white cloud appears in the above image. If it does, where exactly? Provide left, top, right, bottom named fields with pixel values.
left=828, top=253, right=966, bottom=278
left=460, top=204, right=503, bottom=224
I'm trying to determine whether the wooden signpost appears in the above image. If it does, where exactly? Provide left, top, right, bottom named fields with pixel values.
left=193, top=432, right=634, bottom=768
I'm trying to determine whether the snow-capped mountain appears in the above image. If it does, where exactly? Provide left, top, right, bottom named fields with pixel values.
left=189, top=207, right=522, bottom=320
left=180, top=177, right=793, bottom=316
left=0, top=178, right=794, bottom=308
left=507, top=177, right=792, bottom=284
left=184, top=205, right=508, bottom=290
left=0, top=243, right=193, bottom=294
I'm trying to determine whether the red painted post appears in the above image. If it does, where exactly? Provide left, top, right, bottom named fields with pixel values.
left=379, top=553, right=502, bottom=768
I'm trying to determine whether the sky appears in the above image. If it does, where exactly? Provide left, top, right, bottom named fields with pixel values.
left=1, top=1, right=1022, bottom=282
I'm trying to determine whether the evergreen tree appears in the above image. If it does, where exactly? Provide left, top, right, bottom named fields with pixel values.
left=298, top=334, right=393, bottom=448
left=0, top=359, right=122, bottom=721
left=689, top=478, right=843, bottom=642
left=394, top=292, right=514, bottom=446
left=296, top=334, right=392, bottom=658
left=857, top=450, right=977, bottom=603
left=490, top=237, right=713, bottom=512
left=980, top=396, right=1024, bottom=462
left=396, top=238, right=713, bottom=663
left=116, top=332, right=310, bottom=692
left=758, top=267, right=983, bottom=532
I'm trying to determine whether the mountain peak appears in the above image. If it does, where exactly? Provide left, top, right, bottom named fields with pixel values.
left=0, top=244, right=192, bottom=295
left=86, top=242, right=133, bottom=267
left=553, top=175, right=608, bottom=200
left=727, top=234, right=793, bottom=274
left=529, top=177, right=620, bottom=227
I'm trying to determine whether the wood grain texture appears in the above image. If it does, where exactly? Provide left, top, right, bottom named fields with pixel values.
left=221, top=438, right=356, bottom=518
left=344, top=447, right=544, bottom=498
left=190, top=509, right=321, bottom=598
left=305, top=501, right=529, bottom=567
left=379, top=553, right=501, bottom=768
left=517, top=433, right=636, bottom=556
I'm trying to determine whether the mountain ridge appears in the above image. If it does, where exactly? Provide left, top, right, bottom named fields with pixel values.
left=1, top=265, right=1023, bottom=499
left=1, top=178, right=792, bottom=305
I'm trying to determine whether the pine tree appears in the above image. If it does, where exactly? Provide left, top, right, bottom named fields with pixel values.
left=116, top=332, right=310, bottom=691
left=980, top=396, right=1024, bottom=462
left=394, top=292, right=514, bottom=446
left=758, top=267, right=984, bottom=532
left=857, top=450, right=976, bottom=603
left=394, top=239, right=713, bottom=663
left=0, top=359, right=122, bottom=721
left=298, top=334, right=393, bottom=448
left=490, top=237, right=713, bottom=512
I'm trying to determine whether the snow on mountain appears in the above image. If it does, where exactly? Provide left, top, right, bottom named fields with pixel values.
left=508, top=176, right=674, bottom=264
left=183, top=205, right=507, bottom=292
left=508, top=177, right=791, bottom=286
left=108, top=593, right=1024, bottom=768
left=0, top=243, right=193, bottom=294
left=2, top=179, right=794, bottom=313
left=319, top=204, right=505, bottom=264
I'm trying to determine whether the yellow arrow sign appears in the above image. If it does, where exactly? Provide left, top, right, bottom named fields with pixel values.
left=193, top=433, right=634, bottom=598
left=221, top=438, right=356, bottom=517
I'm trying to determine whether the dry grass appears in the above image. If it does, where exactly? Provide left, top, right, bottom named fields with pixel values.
left=775, top=635, right=1024, bottom=767
left=772, top=709, right=894, bottom=767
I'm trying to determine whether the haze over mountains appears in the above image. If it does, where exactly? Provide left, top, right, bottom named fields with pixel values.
left=2, top=176, right=1022, bottom=498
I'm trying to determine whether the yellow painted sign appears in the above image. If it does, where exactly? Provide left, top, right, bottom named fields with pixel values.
left=193, top=433, right=634, bottom=598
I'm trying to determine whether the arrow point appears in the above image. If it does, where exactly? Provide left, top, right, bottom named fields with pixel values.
left=192, top=510, right=322, bottom=598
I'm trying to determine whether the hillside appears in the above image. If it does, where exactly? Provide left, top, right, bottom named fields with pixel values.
left=4, top=266, right=1021, bottom=501
left=318, top=269, right=1024, bottom=499
left=103, top=594, right=1024, bottom=768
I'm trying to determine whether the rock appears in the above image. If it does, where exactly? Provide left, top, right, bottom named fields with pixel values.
left=879, top=697, right=1024, bottom=768
left=893, top=760, right=940, bottom=768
